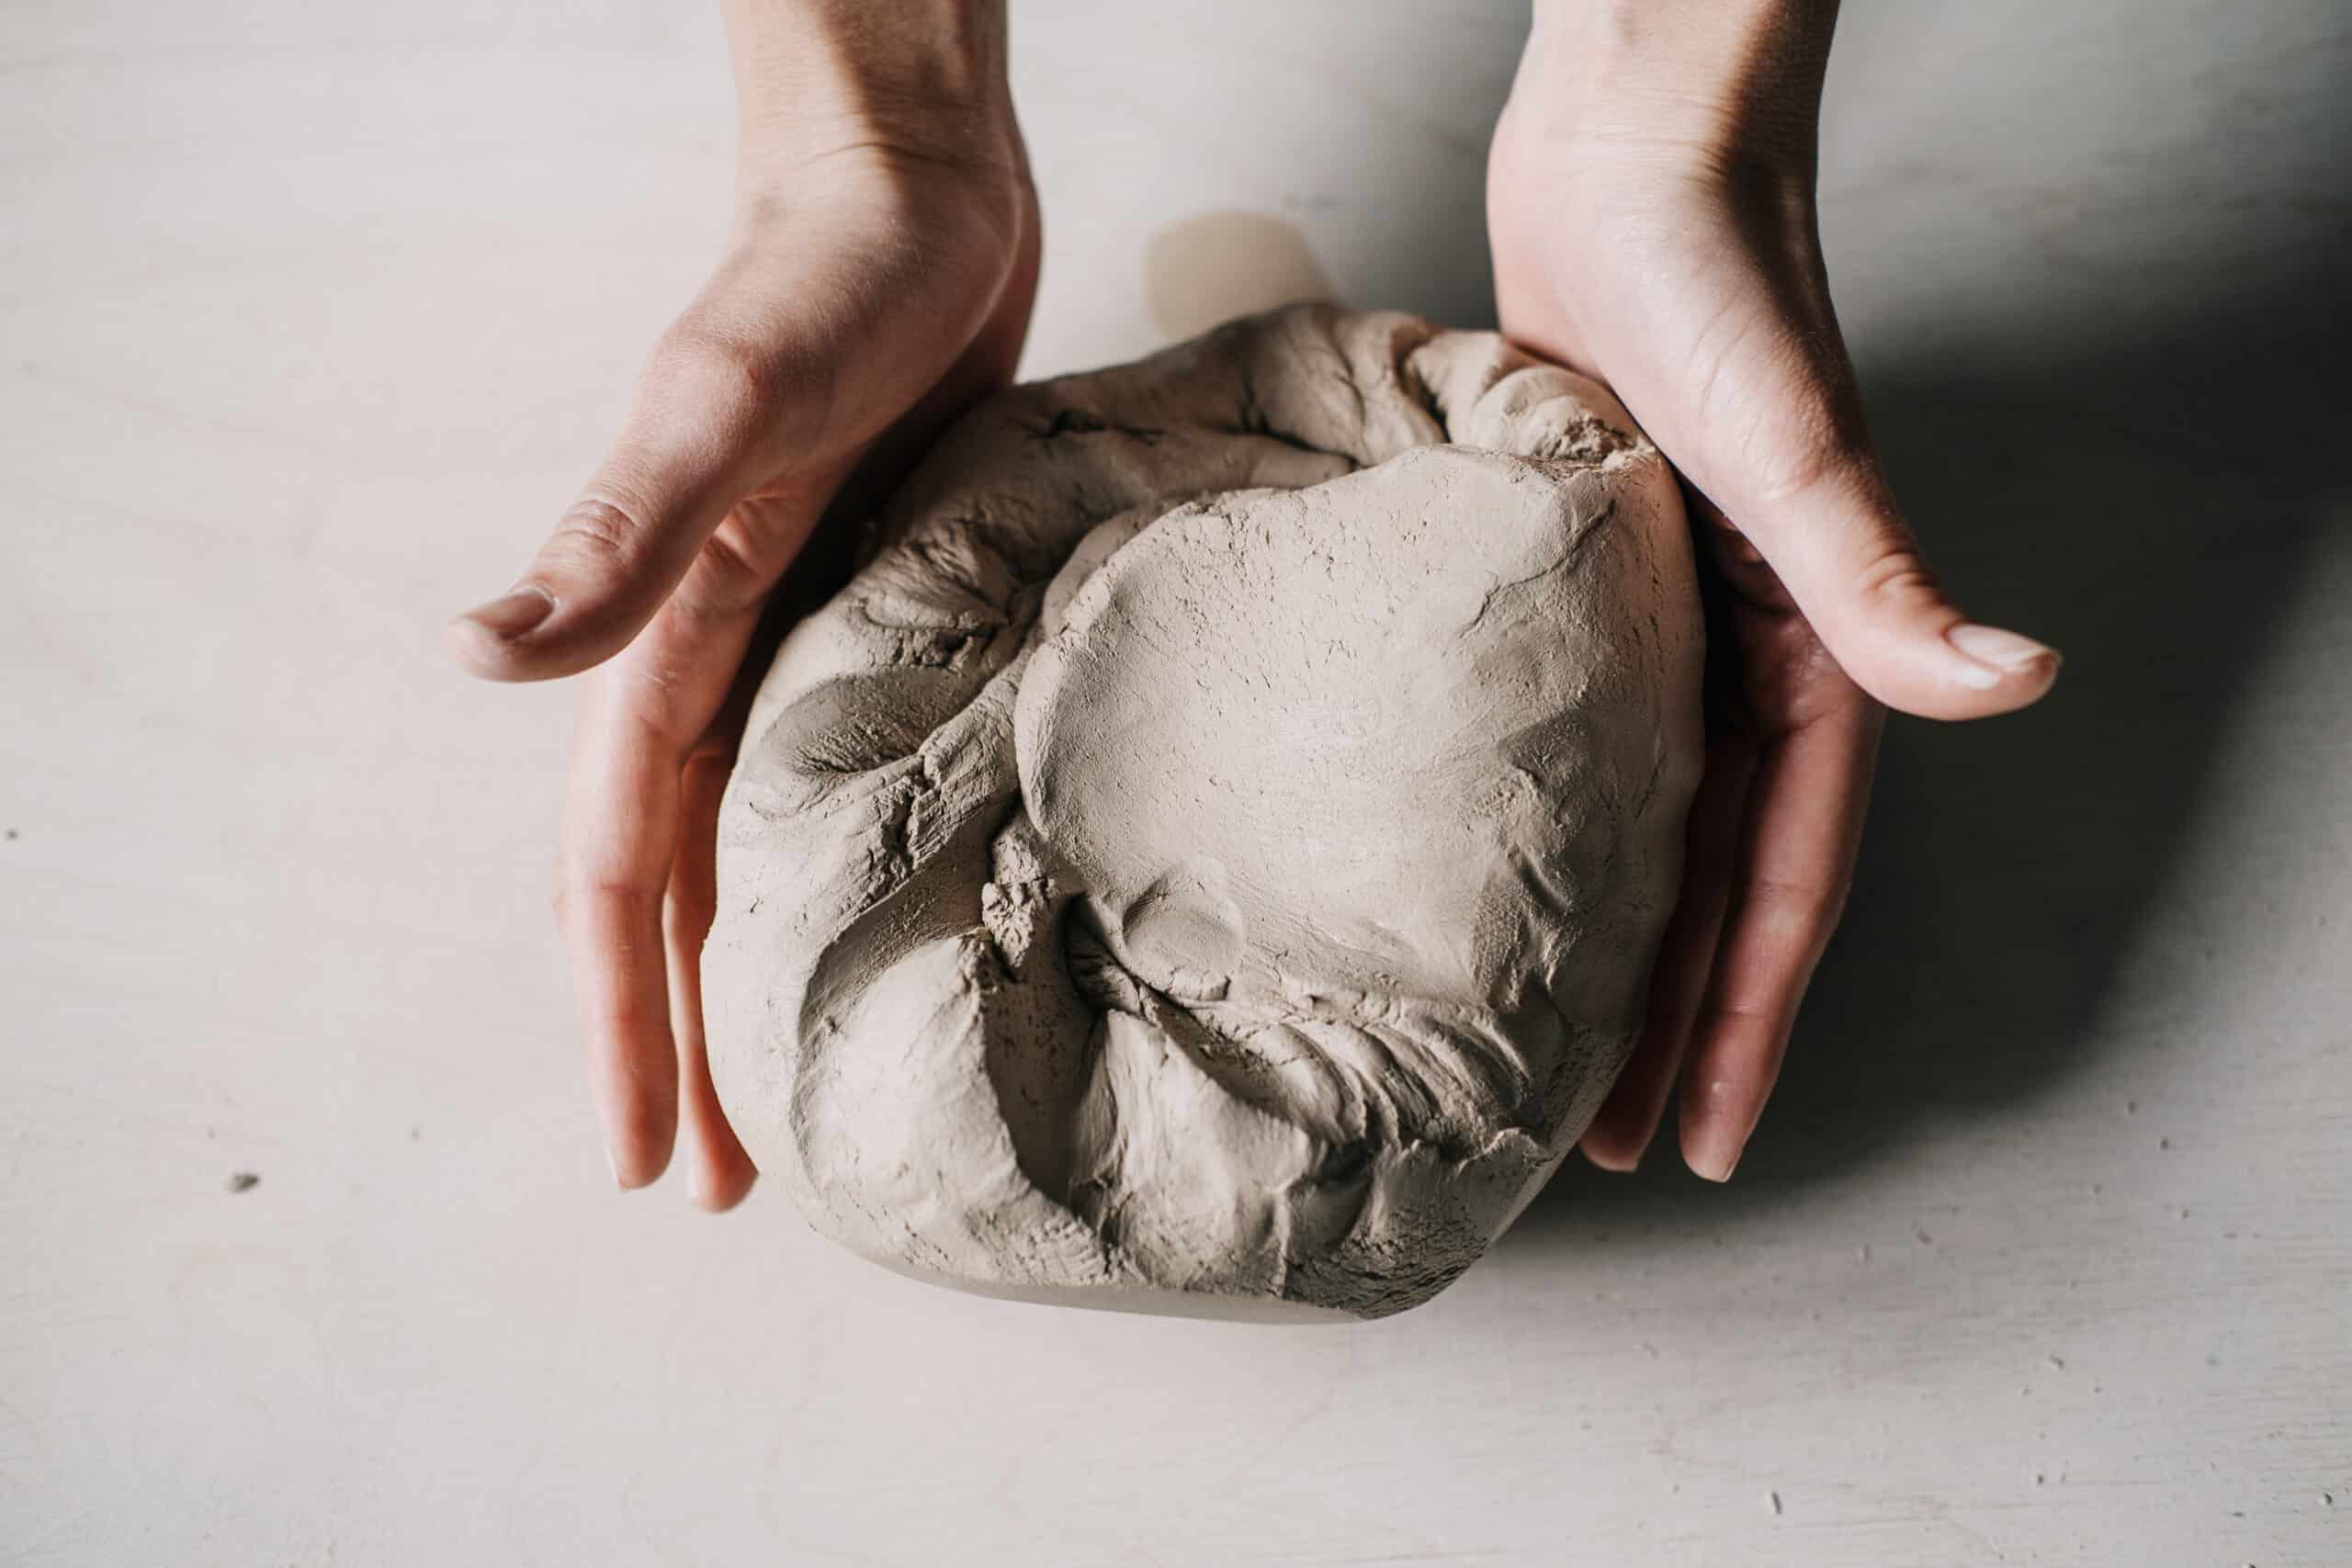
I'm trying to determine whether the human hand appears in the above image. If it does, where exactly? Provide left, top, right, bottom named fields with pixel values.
left=1487, top=0, right=2060, bottom=1180
left=447, top=0, right=1037, bottom=1206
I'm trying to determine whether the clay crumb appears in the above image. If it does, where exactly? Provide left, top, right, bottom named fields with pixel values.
left=1767, top=1490, right=1782, bottom=1517
left=225, top=1171, right=259, bottom=1193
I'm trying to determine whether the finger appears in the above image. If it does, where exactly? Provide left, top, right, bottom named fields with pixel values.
left=555, top=508, right=808, bottom=1188
left=1580, top=728, right=1758, bottom=1171
left=447, top=326, right=787, bottom=684
left=665, top=745, right=759, bottom=1213
left=559, top=676, right=687, bottom=1189
left=1679, top=682, right=1883, bottom=1181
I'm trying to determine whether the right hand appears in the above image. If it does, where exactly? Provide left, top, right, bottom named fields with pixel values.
left=1488, top=0, right=2059, bottom=1181
left=446, top=0, right=1038, bottom=1207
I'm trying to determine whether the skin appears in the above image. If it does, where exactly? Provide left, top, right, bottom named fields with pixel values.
left=449, top=0, right=2057, bottom=1208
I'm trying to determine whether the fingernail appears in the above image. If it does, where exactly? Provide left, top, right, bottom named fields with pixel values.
left=1691, top=1147, right=1740, bottom=1182
left=1689, top=1142, right=1740, bottom=1182
left=1687, top=1100, right=1747, bottom=1182
left=607, top=1148, right=628, bottom=1190
left=455, top=584, right=555, bottom=640
left=1946, top=623, right=2061, bottom=685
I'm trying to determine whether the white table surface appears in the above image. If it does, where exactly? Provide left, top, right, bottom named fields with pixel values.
left=5, top=3, right=2346, bottom=1563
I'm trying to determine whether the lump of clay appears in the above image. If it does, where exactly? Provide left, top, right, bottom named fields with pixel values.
left=706, top=305, right=1703, bottom=1319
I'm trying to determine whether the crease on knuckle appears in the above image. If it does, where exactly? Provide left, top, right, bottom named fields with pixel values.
left=1697, top=991, right=1781, bottom=1033
left=1747, top=420, right=1872, bottom=512
left=550, top=496, right=650, bottom=574
left=1751, top=872, right=1850, bottom=935
left=1843, top=539, right=1949, bottom=632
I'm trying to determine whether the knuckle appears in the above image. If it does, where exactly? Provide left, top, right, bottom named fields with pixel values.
left=1747, top=418, right=1874, bottom=511
left=1724, top=355, right=1878, bottom=513
left=553, top=873, right=662, bottom=938
left=547, top=496, right=650, bottom=574
left=1744, top=873, right=1851, bottom=952
left=1759, top=869, right=1846, bottom=921
left=1850, top=541, right=1946, bottom=615
left=1690, top=997, right=1780, bottom=1051
left=1686, top=332, right=1871, bottom=504
left=650, top=319, right=799, bottom=435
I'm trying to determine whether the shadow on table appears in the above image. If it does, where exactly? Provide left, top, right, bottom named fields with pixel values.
left=1505, top=254, right=2349, bottom=1252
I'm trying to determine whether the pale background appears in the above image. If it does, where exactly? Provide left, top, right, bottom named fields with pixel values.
left=4, top=2, right=2347, bottom=1563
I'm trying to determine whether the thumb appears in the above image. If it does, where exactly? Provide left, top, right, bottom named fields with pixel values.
left=1717, top=434, right=2061, bottom=722
left=447, top=333, right=778, bottom=683
left=1666, top=288, right=2062, bottom=721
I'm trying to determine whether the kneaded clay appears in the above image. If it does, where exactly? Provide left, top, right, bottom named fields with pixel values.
left=705, top=305, right=1704, bottom=1320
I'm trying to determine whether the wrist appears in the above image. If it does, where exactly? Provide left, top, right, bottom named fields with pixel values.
left=724, top=0, right=1016, bottom=176
left=1511, top=0, right=1836, bottom=181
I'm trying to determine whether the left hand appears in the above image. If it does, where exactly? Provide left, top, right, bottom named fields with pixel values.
left=1487, top=0, right=2060, bottom=1180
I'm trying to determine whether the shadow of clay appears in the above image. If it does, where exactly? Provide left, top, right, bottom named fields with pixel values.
left=1144, top=210, right=1338, bottom=343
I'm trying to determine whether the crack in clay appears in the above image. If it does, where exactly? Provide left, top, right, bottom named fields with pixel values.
left=1026, top=407, right=1165, bottom=445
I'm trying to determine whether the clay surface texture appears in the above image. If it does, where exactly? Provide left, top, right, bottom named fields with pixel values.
left=707, top=306, right=1704, bottom=1319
